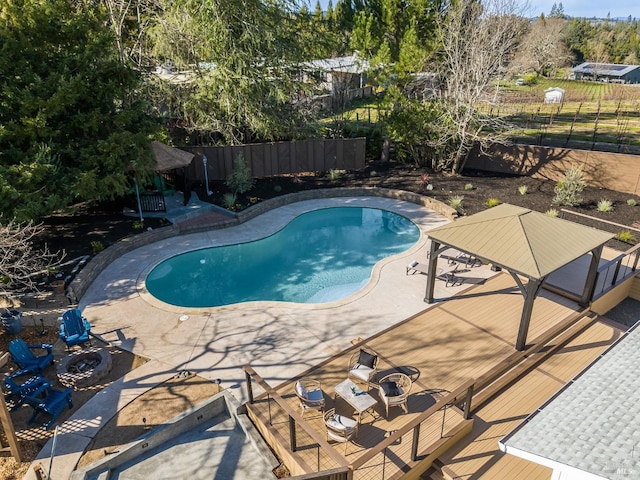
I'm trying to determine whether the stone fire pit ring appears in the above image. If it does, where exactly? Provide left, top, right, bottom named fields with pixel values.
left=57, top=347, right=112, bottom=388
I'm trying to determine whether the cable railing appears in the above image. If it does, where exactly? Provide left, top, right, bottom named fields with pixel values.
left=244, top=365, right=475, bottom=480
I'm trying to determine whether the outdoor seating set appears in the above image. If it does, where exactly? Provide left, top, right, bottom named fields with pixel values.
left=293, top=347, right=413, bottom=455
left=2, top=308, right=92, bottom=429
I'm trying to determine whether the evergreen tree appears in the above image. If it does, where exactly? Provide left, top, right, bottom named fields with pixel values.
left=0, top=0, right=162, bottom=221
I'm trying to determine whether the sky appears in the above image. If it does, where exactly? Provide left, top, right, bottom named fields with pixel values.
left=309, top=0, right=640, bottom=20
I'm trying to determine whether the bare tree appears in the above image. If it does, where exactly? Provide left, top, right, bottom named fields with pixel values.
left=101, top=0, right=160, bottom=67
left=515, top=16, right=572, bottom=77
left=431, top=0, right=530, bottom=174
left=0, top=219, right=61, bottom=299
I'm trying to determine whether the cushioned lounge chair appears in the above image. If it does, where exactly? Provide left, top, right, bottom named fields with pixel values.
left=294, top=378, right=325, bottom=417
left=378, top=372, right=412, bottom=417
left=348, top=348, right=379, bottom=391
left=8, top=339, right=54, bottom=374
left=324, top=408, right=358, bottom=455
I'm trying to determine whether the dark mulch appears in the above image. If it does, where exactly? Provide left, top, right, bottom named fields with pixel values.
left=35, top=160, right=640, bottom=265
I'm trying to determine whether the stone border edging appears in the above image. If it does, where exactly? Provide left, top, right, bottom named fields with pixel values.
left=69, top=188, right=456, bottom=302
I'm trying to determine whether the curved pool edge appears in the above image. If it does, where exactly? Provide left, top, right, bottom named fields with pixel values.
left=135, top=197, right=436, bottom=314
left=70, top=189, right=456, bottom=304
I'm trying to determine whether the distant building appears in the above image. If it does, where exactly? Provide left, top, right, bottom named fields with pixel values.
left=303, top=54, right=369, bottom=95
left=544, top=87, right=565, bottom=104
left=572, top=62, right=640, bottom=84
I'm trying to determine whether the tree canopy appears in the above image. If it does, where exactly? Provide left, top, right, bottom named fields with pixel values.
left=0, top=0, right=163, bottom=221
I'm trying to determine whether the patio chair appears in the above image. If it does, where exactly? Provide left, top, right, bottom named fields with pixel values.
left=59, top=308, right=92, bottom=349
left=3, top=372, right=49, bottom=411
left=23, top=383, right=73, bottom=430
left=294, top=378, right=326, bottom=417
left=378, top=372, right=412, bottom=417
left=348, top=348, right=379, bottom=391
left=406, top=260, right=429, bottom=275
left=407, top=260, right=461, bottom=287
left=8, top=339, right=54, bottom=374
left=324, top=408, right=358, bottom=455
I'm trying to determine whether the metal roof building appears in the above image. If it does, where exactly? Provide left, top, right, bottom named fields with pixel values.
left=572, top=63, right=640, bottom=84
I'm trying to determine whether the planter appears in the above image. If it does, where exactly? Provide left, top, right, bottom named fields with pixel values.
left=1, top=310, right=23, bottom=335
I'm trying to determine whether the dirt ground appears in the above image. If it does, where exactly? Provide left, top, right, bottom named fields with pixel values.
left=0, top=293, right=220, bottom=480
left=3, top=160, right=640, bottom=478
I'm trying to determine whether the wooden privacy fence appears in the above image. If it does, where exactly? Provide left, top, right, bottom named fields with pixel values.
left=181, top=137, right=366, bottom=183
left=466, top=143, right=640, bottom=197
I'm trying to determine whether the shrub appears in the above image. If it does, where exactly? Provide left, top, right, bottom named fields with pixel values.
left=486, top=198, right=501, bottom=208
left=133, top=220, right=144, bottom=230
left=417, top=173, right=432, bottom=190
left=627, top=199, right=637, bottom=206
left=518, top=185, right=528, bottom=195
left=329, top=169, right=343, bottom=181
left=616, top=230, right=638, bottom=244
left=545, top=208, right=559, bottom=217
left=91, top=241, right=105, bottom=254
left=597, top=199, right=614, bottom=212
left=448, top=195, right=464, bottom=212
left=553, top=166, right=585, bottom=206
left=370, top=170, right=378, bottom=177
left=222, top=192, right=237, bottom=209
left=225, top=153, right=255, bottom=194
left=273, top=185, right=282, bottom=193
left=464, top=183, right=474, bottom=191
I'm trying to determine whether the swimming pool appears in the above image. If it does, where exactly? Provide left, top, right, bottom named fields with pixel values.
left=145, top=207, right=420, bottom=307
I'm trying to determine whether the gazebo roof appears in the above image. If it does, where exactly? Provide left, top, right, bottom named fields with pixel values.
left=151, top=141, right=194, bottom=172
left=427, top=204, right=614, bottom=279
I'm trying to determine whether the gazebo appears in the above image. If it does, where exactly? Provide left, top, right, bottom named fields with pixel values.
left=424, top=204, right=614, bottom=350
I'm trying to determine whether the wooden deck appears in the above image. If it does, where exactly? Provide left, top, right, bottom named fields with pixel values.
left=245, top=272, right=627, bottom=480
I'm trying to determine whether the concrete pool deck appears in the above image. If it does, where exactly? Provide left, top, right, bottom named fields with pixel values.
left=25, top=197, right=496, bottom=479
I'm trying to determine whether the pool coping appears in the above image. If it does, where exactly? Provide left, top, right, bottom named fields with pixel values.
left=68, top=188, right=457, bottom=304
left=136, top=198, right=432, bottom=314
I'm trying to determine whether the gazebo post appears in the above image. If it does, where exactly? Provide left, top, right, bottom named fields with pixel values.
left=515, top=278, right=544, bottom=351
left=424, top=240, right=441, bottom=303
left=580, top=245, right=604, bottom=306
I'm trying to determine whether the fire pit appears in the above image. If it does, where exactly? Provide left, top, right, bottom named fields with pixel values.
left=57, top=347, right=112, bottom=388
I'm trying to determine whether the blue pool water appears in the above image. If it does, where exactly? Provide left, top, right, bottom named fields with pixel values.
left=145, top=207, right=419, bottom=307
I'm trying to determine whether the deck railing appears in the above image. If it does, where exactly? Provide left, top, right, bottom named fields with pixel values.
left=244, top=365, right=475, bottom=480
left=244, top=366, right=352, bottom=479
left=593, top=243, right=640, bottom=299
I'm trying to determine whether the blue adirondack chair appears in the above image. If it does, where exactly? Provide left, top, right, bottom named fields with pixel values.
left=3, top=372, right=49, bottom=411
left=8, top=339, right=54, bottom=374
left=59, top=309, right=91, bottom=348
left=23, top=383, right=73, bottom=430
